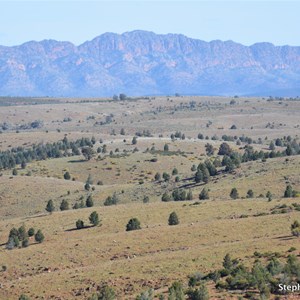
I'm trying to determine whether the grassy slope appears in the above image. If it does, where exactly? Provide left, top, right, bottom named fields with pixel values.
left=1, top=96, right=300, bottom=299
left=0, top=156, right=300, bottom=299
left=1, top=199, right=299, bottom=299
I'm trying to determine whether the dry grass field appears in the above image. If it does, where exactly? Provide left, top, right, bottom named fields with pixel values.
left=0, top=96, right=299, bottom=299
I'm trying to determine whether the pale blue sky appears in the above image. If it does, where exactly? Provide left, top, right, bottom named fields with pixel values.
left=0, top=1, right=299, bottom=46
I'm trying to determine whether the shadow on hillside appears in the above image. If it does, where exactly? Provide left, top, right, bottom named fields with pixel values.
left=274, top=235, right=294, bottom=241
left=22, top=213, right=48, bottom=220
left=65, top=225, right=95, bottom=232
left=178, top=181, right=205, bottom=189
left=68, top=159, right=87, bottom=163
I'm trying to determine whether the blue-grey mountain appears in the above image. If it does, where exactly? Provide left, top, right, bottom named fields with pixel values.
left=1, top=30, right=300, bottom=97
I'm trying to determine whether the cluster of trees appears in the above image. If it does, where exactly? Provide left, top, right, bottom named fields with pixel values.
left=126, top=218, right=141, bottom=231
left=161, top=189, right=193, bottom=202
left=154, top=168, right=181, bottom=183
left=18, top=241, right=299, bottom=300
left=194, top=140, right=300, bottom=184
left=198, top=132, right=254, bottom=144
left=195, top=160, right=217, bottom=184
left=284, top=185, right=299, bottom=198
left=112, top=93, right=127, bottom=101
left=201, top=252, right=300, bottom=298
left=170, top=131, right=186, bottom=140
left=0, top=120, right=43, bottom=132
left=135, top=129, right=152, bottom=137
left=125, top=212, right=180, bottom=231
left=0, top=136, right=95, bottom=170
left=291, top=220, right=300, bottom=237
left=88, top=278, right=209, bottom=300
left=76, top=211, right=100, bottom=229
left=46, top=194, right=96, bottom=213
left=104, top=193, right=119, bottom=206
left=164, top=183, right=294, bottom=205
left=6, top=225, right=44, bottom=250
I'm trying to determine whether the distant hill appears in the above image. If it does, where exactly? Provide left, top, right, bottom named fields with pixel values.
left=1, top=30, right=300, bottom=97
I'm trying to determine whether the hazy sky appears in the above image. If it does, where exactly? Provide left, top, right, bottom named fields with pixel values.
left=1, top=1, right=299, bottom=46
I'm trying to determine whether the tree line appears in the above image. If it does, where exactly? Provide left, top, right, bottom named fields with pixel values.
left=0, top=136, right=94, bottom=170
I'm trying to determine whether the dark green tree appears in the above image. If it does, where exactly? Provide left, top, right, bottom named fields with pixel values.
left=218, top=142, right=232, bottom=156
left=223, top=253, right=233, bottom=270
left=291, top=220, right=300, bottom=237
left=154, top=172, right=161, bottom=181
left=205, top=143, right=214, bottom=156
left=28, top=228, right=35, bottom=237
left=88, top=285, right=116, bottom=300
left=266, top=190, right=273, bottom=201
left=132, top=136, right=137, bottom=145
left=89, top=211, right=100, bottom=226
left=136, top=289, right=154, bottom=300
left=60, top=199, right=69, bottom=211
left=246, top=189, right=254, bottom=198
left=86, top=195, right=94, bottom=207
left=204, top=160, right=217, bottom=176
left=84, top=182, right=91, bottom=191
left=19, top=295, right=31, bottom=300
left=76, top=219, right=84, bottom=229
left=161, top=192, right=171, bottom=202
left=199, top=188, right=209, bottom=200
left=198, top=133, right=204, bottom=139
left=119, top=93, right=127, bottom=100
left=22, top=238, right=29, bottom=248
left=164, top=144, right=169, bottom=152
left=168, top=281, right=184, bottom=300
left=284, top=185, right=293, bottom=198
left=168, top=212, right=179, bottom=226
left=64, top=171, right=71, bottom=180
left=163, top=172, right=170, bottom=182
left=230, top=188, right=239, bottom=199
left=186, top=282, right=209, bottom=300
left=120, top=128, right=125, bottom=135
left=34, top=230, right=45, bottom=243
left=143, top=196, right=150, bottom=203
left=195, top=170, right=203, bottom=183
left=18, top=225, right=28, bottom=241
left=46, top=199, right=55, bottom=213
left=86, top=174, right=93, bottom=185
left=126, top=218, right=141, bottom=231
left=81, top=146, right=95, bottom=160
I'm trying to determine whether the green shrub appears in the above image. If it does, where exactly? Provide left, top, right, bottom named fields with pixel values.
left=34, top=230, right=45, bottom=243
left=89, top=211, right=100, bottom=226
left=126, top=218, right=141, bottom=231
left=199, top=188, right=209, bottom=200
left=76, top=219, right=84, bottom=229
left=168, top=212, right=179, bottom=226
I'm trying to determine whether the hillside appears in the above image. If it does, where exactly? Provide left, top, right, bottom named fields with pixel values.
left=0, top=96, right=300, bottom=299
left=1, top=31, right=300, bottom=97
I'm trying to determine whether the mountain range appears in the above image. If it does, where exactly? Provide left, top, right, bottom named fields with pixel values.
left=1, top=30, right=300, bottom=97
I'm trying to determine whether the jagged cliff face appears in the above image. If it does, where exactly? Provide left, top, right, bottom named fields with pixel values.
left=0, top=30, right=300, bottom=97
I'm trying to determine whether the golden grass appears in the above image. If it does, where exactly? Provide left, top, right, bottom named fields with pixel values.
left=0, top=198, right=299, bottom=299
left=0, top=96, right=300, bottom=299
